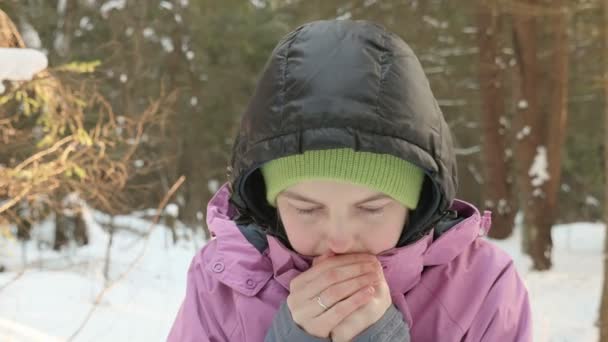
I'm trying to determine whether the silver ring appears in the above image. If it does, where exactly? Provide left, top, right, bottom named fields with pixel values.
left=316, top=295, right=328, bottom=310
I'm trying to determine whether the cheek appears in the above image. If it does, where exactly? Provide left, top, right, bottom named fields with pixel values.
left=358, top=213, right=406, bottom=253
left=365, top=223, right=403, bottom=252
left=279, top=211, right=323, bottom=255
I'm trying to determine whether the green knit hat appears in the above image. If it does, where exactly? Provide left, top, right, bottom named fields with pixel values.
left=260, top=148, right=424, bottom=209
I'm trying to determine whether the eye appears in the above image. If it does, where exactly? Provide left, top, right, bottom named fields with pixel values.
left=295, top=207, right=319, bottom=216
left=360, top=206, right=384, bottom=215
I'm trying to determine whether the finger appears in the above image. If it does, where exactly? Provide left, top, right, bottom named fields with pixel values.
left=289, top=261, right=379, bottom=311
left=291, top=253, right=377, bottom=291
left=315, top=271, right=380, bottom=311
left=288, top=261, right=379, bottom=326
left=296, top=270, right=380, bottom=319
left=312, top=252, right=335, bottom=266
left=311, top=285, right=375, bottom=335
left=300, top=261, right=381, bottom=301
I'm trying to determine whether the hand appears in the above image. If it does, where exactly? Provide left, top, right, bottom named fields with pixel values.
left=286, top=253, right=383, bottom=339
left=329, top=270, right=392, bottom=342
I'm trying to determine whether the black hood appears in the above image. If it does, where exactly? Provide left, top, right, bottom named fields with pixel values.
left=227, top=19, right=458, bottom=248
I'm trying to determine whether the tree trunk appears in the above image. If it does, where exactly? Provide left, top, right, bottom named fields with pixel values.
left=512, top=0, right=569, bottom=271
left=103, top=218, right=115, bottom=284
left=598, top=0, right=608, bottom=338
left=179, top=137, right=211, bottom=241
left=477, top=0, right=516, bottom=239
left=531, top=0, right=569, bottom=271
left=73, top=210, right=88, bottom=246
left=512, top=0, right=544, bottom=264
left=53, top=212, right=70, bottom=251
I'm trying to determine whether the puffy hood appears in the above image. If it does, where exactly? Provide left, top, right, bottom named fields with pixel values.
left=228, top=19, right=458, bottom=247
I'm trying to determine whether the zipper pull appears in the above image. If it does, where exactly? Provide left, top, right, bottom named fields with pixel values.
left=479, top=210, right=492, bottom=237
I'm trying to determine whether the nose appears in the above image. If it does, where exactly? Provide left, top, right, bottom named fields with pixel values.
left=326, top=230, right=356, bottom=254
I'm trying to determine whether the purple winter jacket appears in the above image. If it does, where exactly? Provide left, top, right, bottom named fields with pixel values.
left=167, top=183, right=532, bottom=341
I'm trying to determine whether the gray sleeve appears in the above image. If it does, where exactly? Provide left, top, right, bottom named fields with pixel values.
left=264, top=301, right=331, bottom=342
left=352, top=304, right=410, bottom=342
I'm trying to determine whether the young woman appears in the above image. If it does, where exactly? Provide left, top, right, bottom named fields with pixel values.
left=168, top=19, right=532, bottom=342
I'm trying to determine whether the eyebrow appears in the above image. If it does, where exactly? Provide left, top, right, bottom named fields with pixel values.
left=281, top=191, right=391, bottom=206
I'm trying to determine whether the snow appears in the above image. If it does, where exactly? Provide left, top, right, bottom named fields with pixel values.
left=57, top=0, right=67, bottom=15
left=207, top=180, right=220, bottom=194
left=52, top=30, right=67, bottom=56
left=79, top=17, right=94, bottom=31
left=497, top=199, right=509, bottom=214
left=165, top=204, right=179, bottom=218
left=495, top=56, right=506, bottom=69
left=517, top=125, right=532, bottom=140
left=454, top=145, right=481, bottom=156
left=0, top=48, right=48, bottom=81
left=0, top=48, right=48, bottom=94
left=0, top=206, right=203, bottom=341
left=462, top=26, right=478, bottom=34
left=437, top=99, right=467, bottom=106
left=100, top=0, right=126, bottom=19
left=423, top=66, right=445, bottom=75
left=0, top=206, right=602, bottom=341
left=499, top=116, right=509, bottom=127
left=586, top=196, right=600, bottom=207
left=160, top=1, right=174, bottom=11
left=250, top=0, right=267, bottom=8
left=492, top=222, right=603, bottom=341
left=160, top=37, right=174, bottom=53
left=336, top=12, right=352, bottom=20
left=529, top=146, right=550, bottom=187
left=18, top=21, right=42, bottom=49
left=423, top=15, right=442, bottom=28
left=518, top=99, right=529, bottom=109
left=53, top=33, right=68, bottom=56
left=437, top=47, right=479, bottom=57
left=142, top=28, right=157, bottom=41
left=133, top=159, right=144, bottom=168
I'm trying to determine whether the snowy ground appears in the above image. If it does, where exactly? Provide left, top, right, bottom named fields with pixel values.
left=0, top=208, right=602, bottom=341
left=0, top=207, right=202, bottom=341
left=492, top=222, right=603, bottom=342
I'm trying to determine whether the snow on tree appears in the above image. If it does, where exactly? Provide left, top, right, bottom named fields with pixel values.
left=0, top=47, right=47, bottom=93
left=529, top=146, right=550, bottom=188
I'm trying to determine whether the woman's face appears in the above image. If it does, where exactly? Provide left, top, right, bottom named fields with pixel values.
left=276, top=180, right=409, bottom=257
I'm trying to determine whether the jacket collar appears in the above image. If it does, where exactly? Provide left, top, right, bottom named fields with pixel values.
left=206, top=183, right=491, bottom=296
